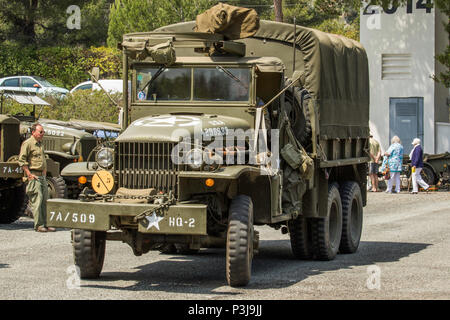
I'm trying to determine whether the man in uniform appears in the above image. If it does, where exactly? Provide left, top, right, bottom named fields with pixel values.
left=18, top=123, right=54, bottom=232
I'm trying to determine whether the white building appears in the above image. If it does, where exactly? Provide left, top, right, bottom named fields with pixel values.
left=360, top=1, right=449, bottom=155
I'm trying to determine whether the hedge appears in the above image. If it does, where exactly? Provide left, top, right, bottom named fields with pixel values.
left=0, top=45, right=122, bottom=91
left=2, top=90, right=122, bottom=124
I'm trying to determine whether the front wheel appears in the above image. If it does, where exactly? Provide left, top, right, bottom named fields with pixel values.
left=226, top=195, right=254, bottom=287
left=73, top=229, right=106, bottom=279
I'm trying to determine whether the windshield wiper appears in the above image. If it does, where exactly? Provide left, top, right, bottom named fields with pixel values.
left=216, top=66, right=248, bottom=90
left=141, top=66, right=165, bottom=92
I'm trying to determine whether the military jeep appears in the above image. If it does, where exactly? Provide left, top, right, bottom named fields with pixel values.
left=47, top=6, right=370, bottom=287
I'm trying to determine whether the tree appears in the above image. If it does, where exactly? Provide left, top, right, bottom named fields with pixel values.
left=0, top=0, right=113, bottom=46
left=433, top=0, right=450, bottom=88
left=107, top=0, right=212, bottom=48
left=274, top=0, right=283, bottom=22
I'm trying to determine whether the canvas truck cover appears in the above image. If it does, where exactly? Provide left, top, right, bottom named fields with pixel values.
left=151, top=15, right=370, bottom=140
left=194, top=2, right=259, bottom=40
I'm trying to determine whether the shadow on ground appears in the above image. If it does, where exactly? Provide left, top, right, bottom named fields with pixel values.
left=0, top=218, right=34, bottom=231
left=80, top=239, right=431, bottom=295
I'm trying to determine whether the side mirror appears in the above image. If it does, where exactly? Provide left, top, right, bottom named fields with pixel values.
left=33, top=84, right=41, bottom=88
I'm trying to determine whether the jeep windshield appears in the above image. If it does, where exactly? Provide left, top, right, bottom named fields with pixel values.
left=135, top=66, right=251, bottom=102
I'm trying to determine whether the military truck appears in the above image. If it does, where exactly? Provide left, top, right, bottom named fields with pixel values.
left=403, top=152, right=450, bottom=188
left=47, top=5, right=369, bottom=286
left=0, top=90, right=101, bottom=220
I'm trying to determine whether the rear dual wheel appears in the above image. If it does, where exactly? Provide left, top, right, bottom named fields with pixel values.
left=339, top=181, right=363, bottom=254
left=311, top=183, right=343, bottom=260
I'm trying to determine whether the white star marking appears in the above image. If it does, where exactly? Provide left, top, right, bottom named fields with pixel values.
left=145, top=212, right=164, bottom=230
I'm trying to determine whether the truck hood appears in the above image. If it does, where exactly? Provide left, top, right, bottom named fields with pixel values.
left=116, top=114, right=252, bottom=142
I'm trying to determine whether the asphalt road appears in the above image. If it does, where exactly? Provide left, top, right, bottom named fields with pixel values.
left=1, top=190, right=449, bottom=300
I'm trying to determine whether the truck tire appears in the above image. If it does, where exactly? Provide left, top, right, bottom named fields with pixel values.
left=421, top=165, right=436, bottom=186
left=288, top=216, right=312, bottom=259
left=226, top=195, right=254, bottom=287
left=284, top=88, right=311, bottom=147
left=339, top=181, right=363, bottom=254
left=311, top=183, right=343, bottom=260
left=0, top=184, right=27, bottom=224
left=73, top=229, right=106, bottom=279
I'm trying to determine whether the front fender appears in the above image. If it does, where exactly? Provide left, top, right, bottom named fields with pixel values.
left=61, top=161, right=98, bottom=178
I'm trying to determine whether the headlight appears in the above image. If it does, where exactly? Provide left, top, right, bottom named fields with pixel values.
left=95, top=147, right=114, bottom=169
left=185, top=148, right=204, bottom=170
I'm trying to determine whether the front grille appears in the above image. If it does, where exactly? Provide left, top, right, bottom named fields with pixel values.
left=80, top=139, right=97, bottom=161
left=115, top=142, right=179, bottom=194
left=42, top=139, right=56, bottom=151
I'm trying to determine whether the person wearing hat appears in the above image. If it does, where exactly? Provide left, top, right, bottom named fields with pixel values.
left=409, top=138, right=429, bottom=194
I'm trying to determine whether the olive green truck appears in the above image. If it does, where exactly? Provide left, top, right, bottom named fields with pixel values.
left=47, top=8, right=370, bottom=287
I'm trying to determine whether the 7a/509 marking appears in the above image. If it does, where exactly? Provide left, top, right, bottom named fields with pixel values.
left=49, top=211, right=96, bottom=224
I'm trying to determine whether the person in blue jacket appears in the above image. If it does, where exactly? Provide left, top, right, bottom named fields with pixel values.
left=381, top=135, right=403, bottom=193
left=409, top=138, right=429, bottom=194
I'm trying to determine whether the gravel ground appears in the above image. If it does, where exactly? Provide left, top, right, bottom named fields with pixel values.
left=1, top=190, right=449, bottom=300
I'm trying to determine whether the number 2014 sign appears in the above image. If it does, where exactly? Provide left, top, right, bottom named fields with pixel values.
left=363, top=0, right=433, bottom=15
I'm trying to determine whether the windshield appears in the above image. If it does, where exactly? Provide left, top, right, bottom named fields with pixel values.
left=136, top=66, right=250, bottom=102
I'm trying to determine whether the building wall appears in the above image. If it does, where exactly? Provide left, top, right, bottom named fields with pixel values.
left=360, top=2, right=437, bottom=154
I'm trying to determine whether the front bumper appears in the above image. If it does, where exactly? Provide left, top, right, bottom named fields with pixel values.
left=46, top=199, right=207, bottom=235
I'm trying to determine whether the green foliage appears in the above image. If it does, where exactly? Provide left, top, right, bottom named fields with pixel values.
left=2, top=90, right=121, bottom=123
left=44, top=90, right=122, bottom=123
left=0, top=45, right=121, bottom=89
left=434, top=0, right=450, bottom=88
left=107, top=0, right=213, bottom=48
left=0, top=0, right=113, bottom=47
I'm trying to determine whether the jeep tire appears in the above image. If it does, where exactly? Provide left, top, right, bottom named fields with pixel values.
left=339, top=181, right=363, bottom=253
left=311, top=183, right=343, bottom=260
left=73, top=229, right=106, bottom=279
left=47, top=176, right=67, bottom=199
left=0, top=183, right=27, bottom=224
left=226, top=195, right=254, bottom=287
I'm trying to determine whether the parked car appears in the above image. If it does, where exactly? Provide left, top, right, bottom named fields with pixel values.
left=0, top=75, right=69, bottom=97
left=70, top=79, right=124, bottom=94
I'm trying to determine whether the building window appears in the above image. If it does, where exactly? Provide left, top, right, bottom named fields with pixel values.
left=382, top=53, right=412, bottom=80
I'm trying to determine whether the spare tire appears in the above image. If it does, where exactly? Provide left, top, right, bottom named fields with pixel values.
left=284, top=87, right=312, bottom=147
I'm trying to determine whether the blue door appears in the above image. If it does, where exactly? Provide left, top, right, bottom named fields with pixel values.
left=389, top=97, right=423, bottom=155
